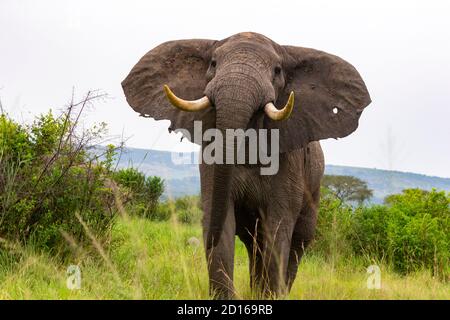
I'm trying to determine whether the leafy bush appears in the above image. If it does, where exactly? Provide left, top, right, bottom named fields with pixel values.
left=152, top=202, right=174, bottom=222
left=154, top=195, right=202, bottom=224
left=175, top=196, right=202, bottom=224
left=313, top=188, right=355, bottom=261
left=112, top=167, right=164, bottom=218
left=313, top=186, right=449, bottom=280
left=0, top=93, right=117, bottom=255
left=350, top=205, right=390, bottom=259
left=351, top=189, right=449, bottom=279
left=385, top=189, right=449, bottom=278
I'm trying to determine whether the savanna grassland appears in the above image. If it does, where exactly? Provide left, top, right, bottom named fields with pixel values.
left=0, top=216, right=449, bottom=300
left=1, top=99, right=449, bottom=300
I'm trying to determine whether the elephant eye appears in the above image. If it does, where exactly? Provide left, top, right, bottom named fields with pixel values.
left=210, top=60, right=217, bottom=68
left=274, top=66, right=281, bottom=75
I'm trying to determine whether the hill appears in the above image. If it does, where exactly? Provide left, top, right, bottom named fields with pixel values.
left=111, top=147, right=450, bottom=203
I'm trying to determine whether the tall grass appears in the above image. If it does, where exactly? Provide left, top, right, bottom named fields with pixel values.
left=0, top=216, right=448, bottom=300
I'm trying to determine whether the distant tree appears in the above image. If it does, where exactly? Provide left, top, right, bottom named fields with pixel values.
left=322, top=175, right=373, bottom=205
left=112, top=167, right=164, bottom=217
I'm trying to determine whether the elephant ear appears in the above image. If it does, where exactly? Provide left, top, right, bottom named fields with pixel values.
left=121, top=39, right=217, bottom=143
left=266, top=46, right=371, bottom=153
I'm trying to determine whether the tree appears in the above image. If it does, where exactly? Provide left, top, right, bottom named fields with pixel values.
left=322, top=175, right=373, bottom=205
left=112, top=167, right=164, bottom=217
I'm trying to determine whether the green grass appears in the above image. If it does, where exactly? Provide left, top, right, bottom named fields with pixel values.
left=0, top=217, right=448, bottom=300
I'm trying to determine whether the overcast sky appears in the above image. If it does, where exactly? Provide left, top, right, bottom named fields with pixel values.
left=1, top=0, right=449, bottom=177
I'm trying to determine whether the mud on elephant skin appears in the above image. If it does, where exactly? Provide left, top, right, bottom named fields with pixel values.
left=122, top=32, right=371, bottom=299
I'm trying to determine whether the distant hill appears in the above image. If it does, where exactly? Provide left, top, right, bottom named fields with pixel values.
left=108, top=147, right=450, bottom=203
left=325, top=165, right=450, bottom=203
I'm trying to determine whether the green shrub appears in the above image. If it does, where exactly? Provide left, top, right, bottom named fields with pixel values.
left=113, top=167, right=146, bottom=193
left=0, top=114, right=34, bottom=164
left=151, top=202, right=173, bottom=221
left=0, top=95, right=117, bottom=256
left=384, top=189, right=449, bottom=278
left=351, top=205, right=390, bottom=260
left=313, top=188, right=354, bottom=260
left=112, top=168, right=164, bottom=218
left=351, top=189, right=449, bottom=279
left=174, top=196, right=202, bottom=224
left=153, top=195, right=202, bottom=224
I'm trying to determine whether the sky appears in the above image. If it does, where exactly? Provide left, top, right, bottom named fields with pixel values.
left=0, top=0, right=449, bottom=177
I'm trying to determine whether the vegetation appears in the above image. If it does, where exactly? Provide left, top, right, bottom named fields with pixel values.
left=317, top=188, right=450, bottom=281
left=155, top=195, right=203, bottom=224
left=0, top=95, right=163, bottom=257
left=0, top=217, right=449, bottom=300
left=322, top=174, right=373, bottom=205
left=0, top=100, right=448, bottom=299
left=0, top=94, right=116, bottom=255
left=112, top=167, right=164, bottom=218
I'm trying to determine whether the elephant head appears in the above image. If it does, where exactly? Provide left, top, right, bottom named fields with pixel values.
left=122, top=32, right=371, bottom=247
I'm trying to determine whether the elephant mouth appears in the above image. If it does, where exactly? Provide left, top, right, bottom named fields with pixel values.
left=163, top=84, right=295, bottom=121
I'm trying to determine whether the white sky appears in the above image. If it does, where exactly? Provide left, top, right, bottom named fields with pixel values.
left=1, top=0, right=449, bottom=177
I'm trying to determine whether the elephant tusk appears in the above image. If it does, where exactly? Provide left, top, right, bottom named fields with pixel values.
left=264, top=91, right=295, bottom=121
left=163, top=85, right=211, bottom=112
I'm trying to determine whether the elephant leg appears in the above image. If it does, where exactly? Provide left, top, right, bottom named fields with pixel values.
left=203, top=200, right=236, bottom=299
left=260, top=207, right=295, bottom=298
left=286, top=189, right=319, bottom=292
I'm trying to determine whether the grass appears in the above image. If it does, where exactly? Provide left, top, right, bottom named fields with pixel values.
left=0, top=217, right=449, bottom=300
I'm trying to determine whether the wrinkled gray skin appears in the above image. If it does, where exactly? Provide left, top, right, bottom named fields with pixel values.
left=122, top=32, right=371, bottom=299
left=201, top=142, right=324, bottom=298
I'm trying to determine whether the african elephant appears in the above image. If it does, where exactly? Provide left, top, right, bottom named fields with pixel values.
left=122, top=32, right=371, bottom=299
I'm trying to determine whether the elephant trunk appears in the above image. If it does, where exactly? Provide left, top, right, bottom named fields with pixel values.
left=207, top=163, right=233, bottom=248
left=206, top=82, right=259, bottom=249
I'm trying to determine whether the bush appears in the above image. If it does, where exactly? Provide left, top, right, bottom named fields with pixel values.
left=152, top=202, right=173, bottom=221
left=313, top=188, right=355, bottom=261
left=174, top=196, right=202, bottom=224
left=153, top=195, right=202, bottom=224
left=351, top=205, right=390, bottom=259
left=351, top=189, right=449, bottom=279
left=0, top=93, right=117, bottom=255
left=112, top=168, right=164, bottom=218
left=385, top=189, right=449, bottom=278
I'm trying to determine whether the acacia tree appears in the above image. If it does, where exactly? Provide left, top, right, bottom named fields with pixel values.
left=322, top=175, right=373, bottom=205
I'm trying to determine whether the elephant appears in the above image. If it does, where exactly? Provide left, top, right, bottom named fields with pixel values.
left=122, top=32, right=371, bottom=299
